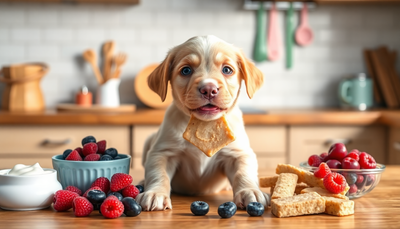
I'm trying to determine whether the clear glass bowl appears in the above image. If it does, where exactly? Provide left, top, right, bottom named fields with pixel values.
left=299, top=161, right=385, bottom=199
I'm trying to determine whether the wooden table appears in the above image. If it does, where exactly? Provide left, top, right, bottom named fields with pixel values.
left=1, top=166, right=399, bottom=229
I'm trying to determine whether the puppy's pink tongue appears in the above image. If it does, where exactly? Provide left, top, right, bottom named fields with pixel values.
left=199, top=105, right=218, bottom=111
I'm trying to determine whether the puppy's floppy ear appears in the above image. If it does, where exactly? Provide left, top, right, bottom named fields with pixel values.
left=147, top=51, right=174, bottom=102
left=237, top=52, right=264, bottom=99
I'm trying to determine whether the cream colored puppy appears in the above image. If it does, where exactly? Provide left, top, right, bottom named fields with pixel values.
left=136, top=35, right=270, bottom=211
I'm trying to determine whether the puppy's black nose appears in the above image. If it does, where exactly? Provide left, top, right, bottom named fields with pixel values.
left=199, top=83, right=219, bottom=99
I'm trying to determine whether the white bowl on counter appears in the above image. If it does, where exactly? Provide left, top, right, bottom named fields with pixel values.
left=0, top=168, right=62, bottom=211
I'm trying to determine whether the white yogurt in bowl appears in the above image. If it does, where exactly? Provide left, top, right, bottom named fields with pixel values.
left=0, top=163, right=62, bottom=211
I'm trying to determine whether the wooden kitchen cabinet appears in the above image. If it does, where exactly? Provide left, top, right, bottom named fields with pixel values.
left=289, top=125, right=387, bottom=167
left=388, top=127, right=400, bottom=164
left=0, top=0, right=139, bottom=4
left=0, top=125, right=130, bottom=169
left=132, top=125, right=159, bottom=170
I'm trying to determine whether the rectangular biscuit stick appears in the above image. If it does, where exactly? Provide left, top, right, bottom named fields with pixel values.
left=270, top=183, right=309, bottom=196
left=271, top=192, right=326, bottom=218
left=271, top=173, right=298, bottom=199
left=259, top=176, right=279, bottom=187
left=301, top=187, right=349, bottom=200
left=323, top=197, right=354, bottom=216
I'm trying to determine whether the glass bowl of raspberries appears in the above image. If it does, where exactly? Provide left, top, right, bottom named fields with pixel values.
left=300, top=143, right=385, bottom=199
left=52, top=135, right=131, bottom=192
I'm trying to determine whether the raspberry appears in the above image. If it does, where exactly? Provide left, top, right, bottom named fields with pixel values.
left=323, top=172, right=346, bottom=194
left=308, top=155, right=322, bottom=167
left=100, top=196, right=124, bottom=219
left=359, top=152, right=377, bottom=169
left=65, top=150, right=83, bottom=161
left=84, top=154, right=101, bottom=161
left=65, top=186, right=82, bottom=196
left=83, top=186, right=103, bottom=198
left=320, top=152, right=329, bottom=162
left=97, top=140, right=107, bottom=155
left=349, top=149, right=360, bottom=155
left=121, top=185, right=140, bottom=199
left=110, top=173, right=133, bottom=192
left=91, top=177, right=110, bottom=194
left=314, top=162, right=331, bottom=178
left=82, top=142, right=98, bottom=157
left=347, top=151, right=360, bottom=161
left=349, top=184, right=358, bottom=194
left=73, top=196, right=93, bottom=217
left=53, top=190, right=80, bottom=211
left=75, top=147, right=84, bottom=158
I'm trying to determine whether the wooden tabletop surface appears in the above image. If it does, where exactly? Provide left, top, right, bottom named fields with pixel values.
left=2, top=108, right=400, bottom=126
left=1, top=166, right=399, bottom=229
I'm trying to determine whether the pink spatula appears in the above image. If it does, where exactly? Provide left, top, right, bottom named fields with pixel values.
left=267, top=3, right=281, bottom=61
left=295, top=4, right=313, bottom=46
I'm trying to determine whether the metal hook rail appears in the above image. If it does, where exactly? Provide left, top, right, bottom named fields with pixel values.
left=243, top=0, right=317, bottom=10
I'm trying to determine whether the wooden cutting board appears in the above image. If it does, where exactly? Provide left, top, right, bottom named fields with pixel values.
left=57, top=103, right=136, bottom=113
left=134, top=63, right=173, bottom=109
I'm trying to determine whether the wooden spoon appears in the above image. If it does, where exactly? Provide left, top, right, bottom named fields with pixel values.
left=295, top=4, right=313, bottom=46
left=102, top=41, right=115, bottom=82
left=83, top=49, right=104, bottom=85
left=111, top=53, right=127, bottom=79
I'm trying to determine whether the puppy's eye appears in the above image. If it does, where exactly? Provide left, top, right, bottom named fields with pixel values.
left=180, top=67, right=192, bottom=76
left=222, top=66, right=233, bottom=75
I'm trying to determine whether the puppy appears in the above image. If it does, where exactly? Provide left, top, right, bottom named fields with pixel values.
left=136, top=35, right=270, bottom=211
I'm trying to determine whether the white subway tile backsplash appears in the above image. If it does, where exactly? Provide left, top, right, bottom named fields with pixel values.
left=0, top=28, right=9, bottom=41
left=26, top=8, right=58, bottom=26
left=11, top=28, right=41, bottom=42
left=0, top=8, right=25, bottom=26
left=27, top=45, right=59, bottom=59
left=0, top=45, right=25, bottom=59
left=43, top=28, right=73, bottom=42
left=183, top=12, right=215, bottom=26
left=155, top=11, right=184, bottom=27
left=139, top=28, right=169, bottom=43
left=107, top=29, right=136, bottom=43
left=76, top=29, right=106, bottom=42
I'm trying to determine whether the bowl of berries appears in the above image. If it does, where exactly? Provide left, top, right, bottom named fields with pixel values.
left=52, top=135, right=131, bottom=192
left=300, top=143, right=385, bottom=199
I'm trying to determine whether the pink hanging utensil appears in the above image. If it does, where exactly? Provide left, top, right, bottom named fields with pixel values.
left=267, top=2, right=281, bottom=61
left=295, top=4, right=314, bottom=46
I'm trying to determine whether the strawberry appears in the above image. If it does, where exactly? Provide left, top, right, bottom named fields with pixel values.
left=65, top=150, right=83, bottom=161
left=82, top=142, right=98, bottom=157
left=97, top=140, right=107, bottom=155
left=359, top=152, right=377, bottom=169
left=323, top=172, right=346, bottom=194
left=53, top=190, right=80, bottom=211
left=91, top=177, right=110, bottom=194
left=65, top=186, right=82, bottom=196
left=75, top=147, right=84, bottom=158
left=83, top=186, right=103, bottom=198
left=110, top=173, right=133, bottom=192
left=308, top=154, right=322, bottom=167
left=121, top=185, right=140, bottom=199
left=84, top=154, right=101, bottom=161
left=73, top=196, right=93, bottom=217
left=314, top=162, right=331, bottom=178
left=100, top=195, right=124, bottom=219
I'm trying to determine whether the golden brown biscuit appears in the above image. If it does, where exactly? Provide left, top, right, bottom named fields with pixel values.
left=271, top=173, right=298, bottom=199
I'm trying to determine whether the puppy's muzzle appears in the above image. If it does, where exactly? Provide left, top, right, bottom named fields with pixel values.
left=199, top=83, right=219, bottom=100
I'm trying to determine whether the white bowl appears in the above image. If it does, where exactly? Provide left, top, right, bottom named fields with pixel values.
left=0, top=168, right=62, bottom=210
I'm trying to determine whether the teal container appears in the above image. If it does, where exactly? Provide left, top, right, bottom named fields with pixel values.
left=338, top=73, right=373, bottom=110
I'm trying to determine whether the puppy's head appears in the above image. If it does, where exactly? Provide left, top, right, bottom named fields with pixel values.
left=148, top=35, right=264, bottom=121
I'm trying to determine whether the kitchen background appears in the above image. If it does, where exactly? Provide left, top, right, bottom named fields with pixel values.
left=0, top=0, right=399, bottom=109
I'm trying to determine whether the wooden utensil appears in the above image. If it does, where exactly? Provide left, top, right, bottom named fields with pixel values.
left=83, top=49, right=104, bottom=85
left=295, top=4, right=313, bottom=46
left=111, top=53, right=127, bottom=79
left=363, top=49, right=383, bottom=104
left=102, top=41, right=115, bottom=82
left=267, top=2, right=281, bottom=61
left=381, top=47, right=400, bottom=104
left=253, top=2, right=267, bottom=62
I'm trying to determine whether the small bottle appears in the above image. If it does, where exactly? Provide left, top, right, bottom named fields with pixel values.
left=75, top=86, right=92, bottom=106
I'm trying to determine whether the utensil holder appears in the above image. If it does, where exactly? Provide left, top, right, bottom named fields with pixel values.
left=96, top=78, right=120, bottom=107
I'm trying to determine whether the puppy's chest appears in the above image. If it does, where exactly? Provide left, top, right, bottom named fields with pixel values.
left=178, top=142, right=217, bottom=176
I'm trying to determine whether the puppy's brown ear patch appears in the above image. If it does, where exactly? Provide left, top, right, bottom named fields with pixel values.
left=238, top=52, right=264, bottom=99
left=147, top=53, right=174, bottom=102
left=183, top=115, right=235, bottom=157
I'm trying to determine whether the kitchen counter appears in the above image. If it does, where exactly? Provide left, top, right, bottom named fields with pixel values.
left=1, top=166, right=399, bottom=229
left=1, top=108, right=400, bottom=126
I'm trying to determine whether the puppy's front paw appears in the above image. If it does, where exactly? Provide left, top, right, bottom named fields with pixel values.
left=233, top=189, right=270, bottom=209
left=135, top=191, right=172, bottom=211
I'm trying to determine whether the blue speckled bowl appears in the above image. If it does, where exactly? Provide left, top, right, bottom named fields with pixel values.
left=52, top=154, right=131, bottom=192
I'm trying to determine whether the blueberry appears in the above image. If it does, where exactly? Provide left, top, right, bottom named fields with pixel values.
left=86, top=190, right=106, bottom=210
left=62, top=149, right=72, bottom=159
left=107, top=192, right=123, bottom=201
left=100, top=155, right=113, bottom=161
left=136, top=185, right=144, bottom=193
left=218, top=202, right=237, bottom=218
left=343, top=173, right=358, bottom=185
left=122, top=197, right=142, bottom=217
left=366, top=174, right=375, bottom=186
left=114, top=155, right=122, bottom=160
left=246, top=202, right=264, bottom=216
left=190, top=201, right=209, bottom=216
left=82, top=136, right=96, bottom=146
left=105, top=148, right=118, bottom=158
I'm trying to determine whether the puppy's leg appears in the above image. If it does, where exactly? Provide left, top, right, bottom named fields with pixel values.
left=135, top=153, right=177, bottom=211
left=223, top=152, right=270, bottom=209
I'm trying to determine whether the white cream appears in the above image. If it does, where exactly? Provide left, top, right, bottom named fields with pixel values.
left=7, top=163, right=51, bottom=176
